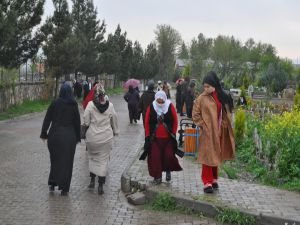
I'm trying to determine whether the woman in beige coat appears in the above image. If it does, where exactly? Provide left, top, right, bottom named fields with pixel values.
left=83, top=84, right=119, bottom=195
left=192, top=71, right=235, bottom=193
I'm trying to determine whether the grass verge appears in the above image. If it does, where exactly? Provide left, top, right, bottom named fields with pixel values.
left=0, top=100, right=51, bottom=121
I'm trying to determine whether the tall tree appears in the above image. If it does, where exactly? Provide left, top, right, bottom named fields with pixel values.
left=211, top=35, right=243, bottom=80
left=155, top=24, right=182, bottom=81
left=131, top=41, right=144, bottom=79
left=119, top=40, right=133, bottom=81
left=0, top=0, right=45, bottom=68
left=190, top=33, right=213, bottom=79
left=42, top=0, right=75, bottom=96
left=142, top=42, right=159, bottom=80
left=178, top=41, right=189, bottom=59
left=101, top=25, right=127, bottom=82
left=71, top=0, right=106, bottom=78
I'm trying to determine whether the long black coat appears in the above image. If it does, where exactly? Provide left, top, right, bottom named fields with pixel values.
left=40, top=99, right=81, bottom=192
left=138, top=90, right=155, bottom=124
left=124, top=90, right=140, bottom=121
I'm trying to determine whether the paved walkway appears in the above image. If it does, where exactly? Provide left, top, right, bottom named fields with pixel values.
left=0, top=95, right=217, bottom=225
left=126, top=114, right=300, bottom=225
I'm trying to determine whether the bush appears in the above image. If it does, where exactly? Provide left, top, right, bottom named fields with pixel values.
left=150, top=192, right=176, bottom=212
left=234, top=109, right=246, bottom=145
left=264, top=109, right=300, bottom=180
left=216, top=208, right=256, bottom=225
left=294, top=87, right=300, bottom=108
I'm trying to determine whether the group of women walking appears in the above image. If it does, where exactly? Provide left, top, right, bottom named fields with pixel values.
left=40, top=70, right=235, bottom=196
left=40, top=83, right=118, bottom=196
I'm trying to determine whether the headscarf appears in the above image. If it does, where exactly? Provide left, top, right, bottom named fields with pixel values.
left=93, top=83, right=109, bottom=113
left=58, top=83, right=76, bottom=105
left=82, top=83, right=109, bottom=110
left=152, top=91, right=171, bottom=116
left=202, top=71, right=233, bottom=113
left=147, top=80, right=155, bottom=91
left=128, top=85, right=135, bottom=93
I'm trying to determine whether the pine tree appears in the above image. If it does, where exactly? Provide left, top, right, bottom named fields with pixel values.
left=42, top=0, right=75, bottom=96
left=0, top=0, right=45, bottom=68
left=71, top=0, right=106, bottom=78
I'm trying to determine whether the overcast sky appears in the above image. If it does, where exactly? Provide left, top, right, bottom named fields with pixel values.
left=44, top=0, right=300, bottom=62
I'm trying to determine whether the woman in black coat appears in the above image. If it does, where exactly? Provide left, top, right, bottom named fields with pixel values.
left=124, top=85, right=140, bottom=124
left=40, top=83, right=81, bottom=196
left=138, top=81, right=155, bottom=126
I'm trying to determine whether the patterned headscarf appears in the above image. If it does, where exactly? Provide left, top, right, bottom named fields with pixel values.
left=93, top=83, right=106, bottom=102
left=93, top=83, right=110, bottom=113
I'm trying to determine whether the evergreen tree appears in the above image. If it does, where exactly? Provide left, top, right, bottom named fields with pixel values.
left=131, top=41, right=144, bottom=79
left=0, top=0, right=45, bottom=68
left=42, top=0, right=75, bottom=96
left=101, top=25, right=127, bottom=82
left=119, top=40, right=133, bottom=81
left=178, top=41, right=189, bottom=59
left=71, top=0, right=106, bottom=78
left=142, top=42, right=159, bottom=80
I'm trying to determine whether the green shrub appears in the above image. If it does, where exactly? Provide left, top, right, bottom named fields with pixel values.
left=150, top=192, right=176, bottom=212
left=216, top=208, right=256, bottom=225
left=264, top=109, right=300, bottom=180
left=294, top=91, right=300, bottom=108
left=234, top=109, right=246, bottom=145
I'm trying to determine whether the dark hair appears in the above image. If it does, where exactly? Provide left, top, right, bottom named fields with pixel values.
left=203, top=71, right=233, bottom=113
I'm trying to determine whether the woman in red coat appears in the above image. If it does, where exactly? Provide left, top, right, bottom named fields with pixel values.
left=142, top=91, right=182, bottom=184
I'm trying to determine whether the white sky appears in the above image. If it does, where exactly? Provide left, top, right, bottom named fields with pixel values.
left=43, top=0, right=300, bottom=62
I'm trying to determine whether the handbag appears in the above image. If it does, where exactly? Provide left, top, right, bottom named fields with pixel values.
left=80, top=124, right=89, bottom=139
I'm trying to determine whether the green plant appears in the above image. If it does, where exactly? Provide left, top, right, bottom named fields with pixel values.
left=106, top=87, right=124, bottom=96
left=234, top=109, right=246, bottom=145
left=221, top=164, right=238, bottom=179
left=150, top=192, right=176, bottom=212
left=294, top=87, right=300, bottom=108
left=216, top=208, right=256, bottom=225
left=0, top=100, right=51, bottom=121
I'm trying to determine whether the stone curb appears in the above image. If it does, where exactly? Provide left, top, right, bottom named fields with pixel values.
left=121, top=150, right=300, bottom=225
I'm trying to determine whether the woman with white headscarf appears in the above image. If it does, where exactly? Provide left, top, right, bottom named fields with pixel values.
left=140, top=91, right=182, bottom=184
left=83, top=84, right=119, bottom=194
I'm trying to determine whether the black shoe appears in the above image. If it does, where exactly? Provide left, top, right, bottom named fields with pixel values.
left=203, top=185, right=214, bottom=194
left=98, top=184, right=104, bottom=195
left=134, top=119, right=137, bottom=123
left=166, top=171, right=171, bottom=181
left=212, top=182, right=219, bottom=189
left=98, top=176, right=105, bottom=195
left=49, top=185, right=55, bottom=192
left=88, top=177, right=95, bottom=189
left=61, top=190, right=68, bottom=196
left=153, top=178, right=162, bottom=185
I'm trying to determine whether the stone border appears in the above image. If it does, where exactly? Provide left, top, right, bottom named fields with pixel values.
left=121, top=150, right=300, bottom=225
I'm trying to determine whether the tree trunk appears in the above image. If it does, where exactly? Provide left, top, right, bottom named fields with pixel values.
left=54, top=75, right=59, bottom=98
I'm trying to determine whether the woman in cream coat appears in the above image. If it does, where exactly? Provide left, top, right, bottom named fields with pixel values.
left=83, top=84, right=119, bottom=195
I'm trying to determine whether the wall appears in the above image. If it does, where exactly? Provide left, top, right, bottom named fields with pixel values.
left=0, top=82, right=46, bottom=112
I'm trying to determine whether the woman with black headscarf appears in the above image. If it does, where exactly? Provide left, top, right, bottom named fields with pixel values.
left=192, top=71, right=235, bottom=194
left=83, top=84, right=119, bottom=195
left=40, top=83, right=81, bottom=196
left=124, top=85, right=140, bottom=124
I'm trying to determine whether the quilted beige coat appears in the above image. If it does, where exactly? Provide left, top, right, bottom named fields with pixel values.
left=192, top=92, right=235, bottom=166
